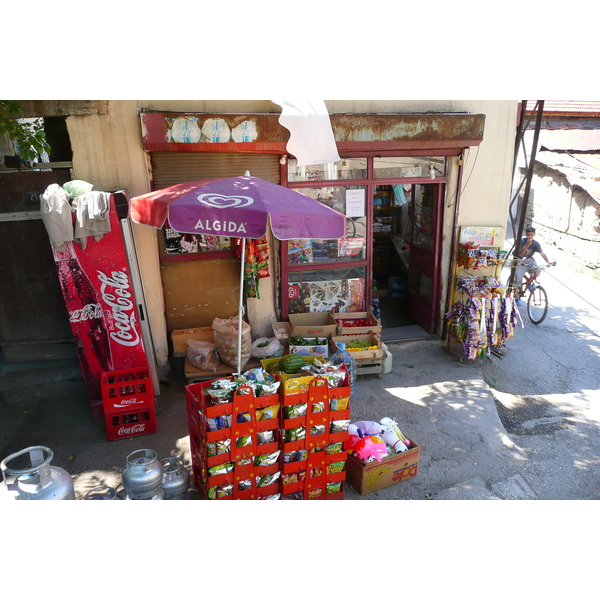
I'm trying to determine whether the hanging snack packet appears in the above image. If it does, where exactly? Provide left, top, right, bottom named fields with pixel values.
left=208, top=483, right=233, bottom=499
left=207, top=439, right=231, bottom=457
left=254, top=450, right=281, bottom=467
left=256, top=471, right=281, bottom=488
left=257, top=430, right=276, bottom=445
left=330, top=419, right=350, bottom=433
left=285, top=403, right=307, bottom=419
left=284, top=427, right=305, bottom=443
left=208, top=462, right=234, bottom=476
left=256, top=404, right=280, bottom=421
left=326, top=481, right=342, bottom=495
left=327, top=461, right=345, bottom=475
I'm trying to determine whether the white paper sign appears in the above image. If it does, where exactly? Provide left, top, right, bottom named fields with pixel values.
left=346, top=189, right=365, bottom=217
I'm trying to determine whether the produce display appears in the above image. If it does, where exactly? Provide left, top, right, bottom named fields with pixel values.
left=345, top=340, right=378, bottom=351
left=336, top=318, right=373, bottom=328
left=288, top=335, right=328, bottom=346
left=279, top=353, right=307, bottom=374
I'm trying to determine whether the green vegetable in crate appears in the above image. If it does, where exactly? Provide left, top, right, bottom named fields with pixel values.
left=279, top=353, right=306, bottom=374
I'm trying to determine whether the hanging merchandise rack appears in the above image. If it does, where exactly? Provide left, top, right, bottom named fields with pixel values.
left=446, top=275, right=523, bottom=360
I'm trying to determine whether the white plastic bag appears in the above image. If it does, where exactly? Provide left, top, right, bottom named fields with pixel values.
left=251, top=337, right=284, bottom=359
left=212, top=316, right=252, bottom=370
left=186, top=339, right=220, bottom=372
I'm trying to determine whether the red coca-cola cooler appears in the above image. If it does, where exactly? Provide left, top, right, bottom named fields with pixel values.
left=49, top=190, right=156, bottom=423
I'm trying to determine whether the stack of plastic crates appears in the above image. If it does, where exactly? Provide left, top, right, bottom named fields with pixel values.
left=101, top=368, right=156, bottom=441
left=277, top=369, right=351, bottom=500
left=186, top=377, right=281, bottom=500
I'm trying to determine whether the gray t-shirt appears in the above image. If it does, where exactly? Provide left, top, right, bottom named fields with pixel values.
left=519, top=237, right=542, bottom=260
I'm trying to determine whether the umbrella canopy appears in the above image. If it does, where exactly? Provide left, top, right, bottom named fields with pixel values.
left=128, top=174, right=347, bottom=374
left=129, top=174, right=346, bottom=240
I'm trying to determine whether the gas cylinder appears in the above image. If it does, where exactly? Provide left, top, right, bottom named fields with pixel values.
left=0, top=446, right=75, bottom=500
left=121, top=449, right=163, bottom=500
left=160, top=457, right=190, bottom=500
left=84, top=485, right=117, bottom=500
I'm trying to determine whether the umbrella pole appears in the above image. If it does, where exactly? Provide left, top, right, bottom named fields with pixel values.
left=237, top=237, right=246, bottom=375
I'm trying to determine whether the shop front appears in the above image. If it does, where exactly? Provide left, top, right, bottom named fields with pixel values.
left=140, top=111, right=484, bottom=340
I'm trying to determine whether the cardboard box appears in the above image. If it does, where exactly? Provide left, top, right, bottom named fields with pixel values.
left=171, top=326, right=214, bottom=357
left=288, top=312, right=337, bottom=338
left=272, top=321, right=292, bottom=340
left=332, top=308, right=382, bottom=336
left=331, top=333, right=383, bottom=360
left=289, top=338, right=329, bottom=358
left=346, top=442, right=420, bottom=495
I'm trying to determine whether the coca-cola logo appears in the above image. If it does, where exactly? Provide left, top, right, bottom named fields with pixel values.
left=69, top=303, right=103, bottom=323
left=114, top=398, right=142, bottom=407
left=97, top=270, right=141, bottom=347
left=118, top=424, right=146, bottom=435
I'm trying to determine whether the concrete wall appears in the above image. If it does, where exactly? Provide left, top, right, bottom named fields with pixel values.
left=527, top=164, right=600, bottom=267
left=65, top=100, right=518, bottom=375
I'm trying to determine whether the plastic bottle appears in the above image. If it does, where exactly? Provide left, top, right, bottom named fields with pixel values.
left=330, top=341, right=356, bottom=396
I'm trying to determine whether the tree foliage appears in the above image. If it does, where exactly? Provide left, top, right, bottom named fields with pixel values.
left=0, top=100, right=51, bottom=163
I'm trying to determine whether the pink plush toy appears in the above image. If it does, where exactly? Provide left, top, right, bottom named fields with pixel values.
left=355, top=437, right=388, bottom=462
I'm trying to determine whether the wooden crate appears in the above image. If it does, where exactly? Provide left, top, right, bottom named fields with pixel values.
left=330, top=333, right=383, bottom=360
left=171, top=326, right=214, bottom=357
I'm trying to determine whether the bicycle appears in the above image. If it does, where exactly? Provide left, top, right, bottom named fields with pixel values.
left=505, top=259, right=555, bottom=325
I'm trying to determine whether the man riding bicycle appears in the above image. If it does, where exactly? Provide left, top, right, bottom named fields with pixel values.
left=514, top=226, right=556, bottom=305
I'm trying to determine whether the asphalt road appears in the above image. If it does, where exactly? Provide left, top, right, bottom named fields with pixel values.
left=480, top=247, right=600, bottom=499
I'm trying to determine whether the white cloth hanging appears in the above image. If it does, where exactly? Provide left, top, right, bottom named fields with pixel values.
left=272, top=100, right=341, bottom=167
left=72, top=191, right=112, bottom=250
left=40, top=183, right=75, bottom=252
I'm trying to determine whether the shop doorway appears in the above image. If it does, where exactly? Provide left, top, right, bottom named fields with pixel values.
left=371, top=182, right=443, bottom=335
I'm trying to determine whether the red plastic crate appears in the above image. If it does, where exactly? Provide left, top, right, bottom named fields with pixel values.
left=101, top=368, right=153, bottom=414
left=104, top=405, right=157, bottom=441
left=280, top=446, right=347, bottom=500
left=185, top=378, right=280, bottom=465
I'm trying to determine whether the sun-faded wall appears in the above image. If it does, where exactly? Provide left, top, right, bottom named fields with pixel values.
left=66, top=100, right=518, bottom=376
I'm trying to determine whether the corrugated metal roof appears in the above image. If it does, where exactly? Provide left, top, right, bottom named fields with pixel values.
left=526, top=100, right=600, bottom=115
left=538, top=128, right=600, bottom=152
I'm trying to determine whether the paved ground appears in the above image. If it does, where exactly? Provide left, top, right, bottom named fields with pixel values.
left=1, top=247, right=599, bottom=502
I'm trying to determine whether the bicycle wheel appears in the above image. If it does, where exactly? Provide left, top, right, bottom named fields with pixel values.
left=527, top=285, right=548, bottom=325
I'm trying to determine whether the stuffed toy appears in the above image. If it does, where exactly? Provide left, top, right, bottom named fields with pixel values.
left=355, top=436, right=388, bottom=462
left=379, top=417, right=410, bottom=453
left=348, top=420, right=383, bottom=438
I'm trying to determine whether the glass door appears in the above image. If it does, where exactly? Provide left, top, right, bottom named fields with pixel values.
left=407, top=183, right=444, bottom=333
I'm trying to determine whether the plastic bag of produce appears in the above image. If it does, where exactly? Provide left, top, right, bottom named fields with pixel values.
left=186, top=339, right=220, bottom=372
left=251, top=337, right=284, bottom=359
left=212, top=316, right=252, bottom=370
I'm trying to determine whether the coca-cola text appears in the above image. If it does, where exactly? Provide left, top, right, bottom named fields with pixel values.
left=118, top=424, right=146, bottom=436
left=97, top=269, right=141, bottom=347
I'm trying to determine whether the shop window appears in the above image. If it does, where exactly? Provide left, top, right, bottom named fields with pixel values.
left=160, top=226, right=237, bottom=260
left=287, top=158, right=367, bottom=182
left=373, top=156, right=446, bottom=179
left=286, top=185, right=367, bottom=265
left=287, top=267, right=366, bottom=314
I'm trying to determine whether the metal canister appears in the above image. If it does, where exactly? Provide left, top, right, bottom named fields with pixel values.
left=125, top=487, right=164, bottom=500
left=0, top=446, right=75, bottom=500
left=121, top=449, right=163, bottom=500
left=84, top=485, right=117, bottom=500
left=160, top=457, right=190, bottom=500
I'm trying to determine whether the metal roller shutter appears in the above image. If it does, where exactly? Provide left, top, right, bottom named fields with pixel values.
left=150, top=152, right=281, bottom=189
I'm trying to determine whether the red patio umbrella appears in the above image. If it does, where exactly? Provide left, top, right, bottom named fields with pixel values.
left=129, top=173, right=347, bottom=373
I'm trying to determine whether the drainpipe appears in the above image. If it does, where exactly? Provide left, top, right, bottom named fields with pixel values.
left=441, top=151, right=466, bottom=340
